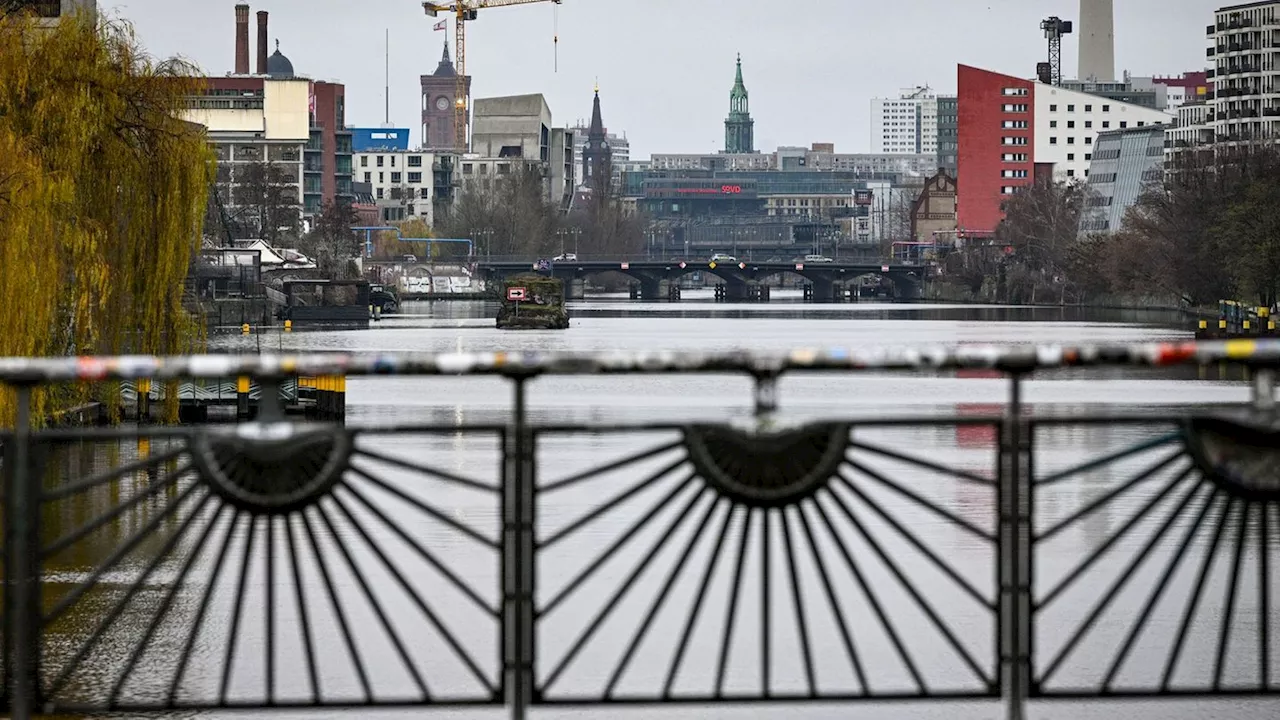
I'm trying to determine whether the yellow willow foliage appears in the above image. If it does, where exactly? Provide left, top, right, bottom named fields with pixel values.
left=0, top=12, right=213, bottom=425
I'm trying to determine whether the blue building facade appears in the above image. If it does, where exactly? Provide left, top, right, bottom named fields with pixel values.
left=350, top=127, right=411, bottom=153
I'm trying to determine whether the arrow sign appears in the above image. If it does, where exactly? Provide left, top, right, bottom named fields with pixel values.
left=881, top=265, right=890, bottom=272
left=795, top=263, right=804, bottom=270
left=620, top=262, right=630, bottom=270
left=507, top=287, right=527, bottom=301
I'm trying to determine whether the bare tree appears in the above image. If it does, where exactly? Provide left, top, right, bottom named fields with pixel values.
left=235, top=159, right=301, bottom=246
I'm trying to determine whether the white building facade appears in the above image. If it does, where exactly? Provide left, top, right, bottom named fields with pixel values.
left=1207, top=1, right=1280, bottom=145
left=352, top=149, right=447, bottom=225
left=1033, top=83, right=1173, bottom=180
left=871, top=87, right=950, bottom=155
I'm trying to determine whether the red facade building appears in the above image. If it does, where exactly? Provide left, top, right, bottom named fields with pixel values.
left=956, top=65, right=1035, bottom=237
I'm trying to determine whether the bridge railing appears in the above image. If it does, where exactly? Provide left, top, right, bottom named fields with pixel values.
left=1, top=341, right=1278, bottom=719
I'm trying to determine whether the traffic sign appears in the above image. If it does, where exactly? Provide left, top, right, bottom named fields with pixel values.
left=620, top=262, right=630, bottom=270
left=795, top=263, right=804, bottom=270
left=507, top=287, right=527, bottom=301
left=881, top=265, right=890, bottom=272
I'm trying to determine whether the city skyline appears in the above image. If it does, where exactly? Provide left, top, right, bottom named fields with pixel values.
left=107, top=0, right=1220, bottom=158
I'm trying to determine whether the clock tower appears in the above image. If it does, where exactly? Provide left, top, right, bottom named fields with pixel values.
left=420, top=41, right=471, bottom=150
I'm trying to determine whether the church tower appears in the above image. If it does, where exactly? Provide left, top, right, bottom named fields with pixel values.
left=582, top=84, right=612, bottom=193
left=724, top=54, right=755, bottom=154
left=420, top=41, right=471, bottom=150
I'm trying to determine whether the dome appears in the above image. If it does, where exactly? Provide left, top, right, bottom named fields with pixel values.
left=266, top=40, right=294, bottom=77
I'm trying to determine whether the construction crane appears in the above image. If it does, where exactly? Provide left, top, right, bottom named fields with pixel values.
left=423, top=0, right=563, bottom=152
left=1039, top=16, right=1073, bottom=86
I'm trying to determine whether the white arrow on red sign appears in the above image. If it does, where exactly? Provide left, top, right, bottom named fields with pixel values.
left=507, top=287, right=527, bottom=301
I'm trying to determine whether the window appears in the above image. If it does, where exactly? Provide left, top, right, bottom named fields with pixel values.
left=1085, top=137, right=1093, bottom=145
left=1002, top=103, right=1028, bottom=112
left=420, top=188, right=430, bottom=199
left=360, top=156, right=368, bottom=167
left=1067, top=153, right=1075, bottom=161
left=1067, top=169, right=1075, bottom=177
left=1067, top=120, right=1076, bottom=129
left=1102, top=104, right=1111, bottom=112
left=1002, top=120, right=1028, bottom=128
left=462, top=163, right=473, bottom=174
left=1120, top=121, right=1128, bottom=128
left=1102, top=121, right=1110, bottom=128
left=1085, top=104, right=1093, bottom=112
left=363, top=172, right=371, bottom=182
left=408, top=172, right=422, bottom=184
left=391, top=172, right=402, bottom=183
left=376, top=187, right=384, bottom=199
left=1085, top=121, right=1093, bottom=128
left=1050, top=136, right=1058, bottom=145
left=1001, top=186, right=1017, bottom=195
left=1137, top=121, right=1145, bottom=127
left=1050, top=120, right=1058, bottom=128
left=1067, top=104, right=1075, bottom=111
left=1001, top=136, right=1028, bottom=145
left=1002, top=87, right=1028, bottom=96
left=1001, top=169, right=1028, bottom=178
left=1001, top=153, right=1028, bottom=162
left=376, top=156, right=384, bottom=167
left=378, top=172, right=384, bottom=182
left=408, top=155, right=423, bottom=167
left=391, top=156, right=397, bottom=167
left=1085, top=153, right=1092, bottom=160
left=1050, top=104, right=1058, bottom=111
left=1068, top=137, right=1076, bottom=144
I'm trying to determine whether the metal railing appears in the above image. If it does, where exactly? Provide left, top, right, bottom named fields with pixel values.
left=1, top=341, right=1279, bottom=718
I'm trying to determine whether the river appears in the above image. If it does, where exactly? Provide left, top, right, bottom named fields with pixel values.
left=31, top=294, right=1280, bottom=720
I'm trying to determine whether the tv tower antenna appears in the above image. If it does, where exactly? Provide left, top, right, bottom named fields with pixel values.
left=1040, top=16, right=1073, bottom=86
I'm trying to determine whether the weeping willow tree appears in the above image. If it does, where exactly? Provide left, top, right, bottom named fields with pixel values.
left=0, top=11, right=213, bottom=423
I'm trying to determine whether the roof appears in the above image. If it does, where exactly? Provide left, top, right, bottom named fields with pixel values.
left=434, top=41, right=456, bottom=77
left=266, top=40, right=294, bottom=77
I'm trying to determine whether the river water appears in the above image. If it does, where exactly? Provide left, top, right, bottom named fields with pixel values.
left=33, top=294, right=1280, bottom=719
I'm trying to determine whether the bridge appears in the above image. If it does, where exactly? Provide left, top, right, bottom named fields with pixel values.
left=473, top=257, right=929, bottom=302
left=2, top=342, right=1279, bottom=719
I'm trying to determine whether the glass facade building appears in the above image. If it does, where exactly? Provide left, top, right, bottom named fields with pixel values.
left=1079, top=126, right=1166, bottom=235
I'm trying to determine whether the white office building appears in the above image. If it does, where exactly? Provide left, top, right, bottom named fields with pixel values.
left=1033, top=83, right=1173, bottom=180
left=871, top=87, right=951, bottom=155
left=353, top=149, right=448, bottom=226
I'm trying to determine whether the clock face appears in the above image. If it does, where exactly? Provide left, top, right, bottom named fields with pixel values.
left=436, top=97, right=450, bottom=111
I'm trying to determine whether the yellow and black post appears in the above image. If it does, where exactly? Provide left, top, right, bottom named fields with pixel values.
left=137, top=378, right=152, bottom=421
left=236, top=375, right=251, bottom=420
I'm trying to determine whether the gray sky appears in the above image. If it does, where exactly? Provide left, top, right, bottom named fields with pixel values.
left=107, top=0, right=1220, bottom=157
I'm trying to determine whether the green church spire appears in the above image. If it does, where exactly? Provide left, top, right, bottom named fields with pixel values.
left=724, top=53, right=755, bottom=153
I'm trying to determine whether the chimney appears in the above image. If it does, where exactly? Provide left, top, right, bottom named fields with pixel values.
left=256, top=11, right=269, bottom=75
left=234, top=4, right=250, bottom=75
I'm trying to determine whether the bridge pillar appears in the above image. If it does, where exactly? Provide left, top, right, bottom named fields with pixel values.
left=714, top=278, right=749, bottom=303
left=809, top=277, right=839, bottom=303
left=639, top=277, right=663, bottom=301
left=891, top=274, right=923, bottom=303
left=565, top=278, right=586, bottom=300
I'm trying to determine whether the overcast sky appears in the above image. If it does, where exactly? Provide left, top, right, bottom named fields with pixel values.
left=107, top=0, right=1221, bottom=157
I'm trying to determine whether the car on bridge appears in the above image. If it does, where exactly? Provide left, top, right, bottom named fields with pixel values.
left=553, top=253, right=577, bottom=262
left=803, top=254, right=834, bottom=263
left=709, top=253, right=737, bottom=264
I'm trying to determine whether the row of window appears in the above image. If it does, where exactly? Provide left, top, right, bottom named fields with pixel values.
left=359, top=155, right=425, bottom=168
left=1049, top=136, right=1094, bottom=146
left=1049, top=103, right=1112, bottom=113
left=1002, top=104, right=1029, bottom=113
left=372, top=187, right=431, bottom=200
left=1002, top=87, right=1029, bottom=96
left=1002, top=120, right=1029, bottom=129
left=1050, top=119, right=1149, bottom=130
left=361, top=171, right=425, bottom=184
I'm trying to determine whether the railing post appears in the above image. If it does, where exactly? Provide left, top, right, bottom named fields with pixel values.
left=998, top=372, right=1031, bottom=720
left=1252, top=367, right=1275, bottom=412
left=504, top=376, right=535, bottom=719
left=5, top=385, right=39, bottom=719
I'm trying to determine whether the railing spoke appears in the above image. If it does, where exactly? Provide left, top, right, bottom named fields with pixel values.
left=1161, top=494, right=1235, bottom=690
left=845, top=457, right=995, bottom=543
left=714, top=506, right=754, bottom=698
left=795, top=501, right=868, bottom=695
left=662, top=500, right=736, bottom=698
